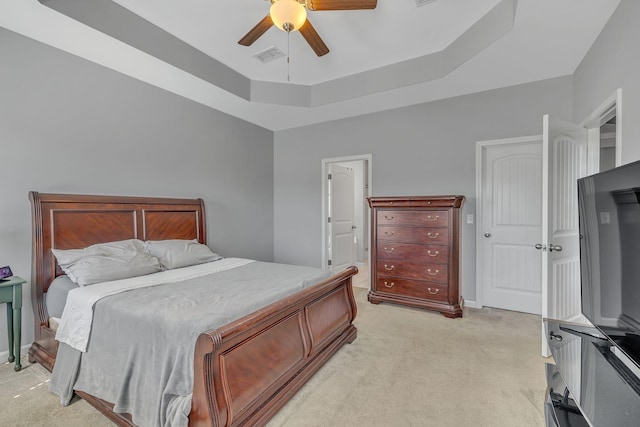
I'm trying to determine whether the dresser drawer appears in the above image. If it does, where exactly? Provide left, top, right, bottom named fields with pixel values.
left=376, top=242, right=449, bottom=264
left=376, top=260, right=448, bottom=283
left=377, top=226, right=449, bottom=245
left=377, top=226, right=411, bottom=241
left=377, top=210, right=412, bottom=225
left=376, top=277, right=449, bottom=302
left=371, top=199, right=412, bottom=208
left=377, top=210, right=449, bottom=227
left=415, top=228, right=449, bottom=245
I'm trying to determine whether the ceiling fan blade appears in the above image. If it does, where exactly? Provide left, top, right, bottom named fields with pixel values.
left=299, top=19, right=329, bottom=57
left=306, top=0, right=377, bottom=11
left=238, top=14, right=273, bottom=46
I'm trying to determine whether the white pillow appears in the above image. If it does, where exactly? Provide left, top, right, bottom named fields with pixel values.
left=52, top=239, right=163, bottom=286
left=144, top=239, right=222, bottom=270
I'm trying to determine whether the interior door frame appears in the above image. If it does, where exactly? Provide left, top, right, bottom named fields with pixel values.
left=475, top=135, right=542, bottom=309
left=581, top=88, right=623, bottom=173
left=321, top=154, right=373, bottom=272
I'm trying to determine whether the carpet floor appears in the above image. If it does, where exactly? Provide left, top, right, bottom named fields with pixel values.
left=0, top=287, right=547, bottom=426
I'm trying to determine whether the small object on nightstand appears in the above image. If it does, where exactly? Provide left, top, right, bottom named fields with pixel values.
left=0, top=275, right=26, bottom=371
left=0, top=265, right=13, bottom=280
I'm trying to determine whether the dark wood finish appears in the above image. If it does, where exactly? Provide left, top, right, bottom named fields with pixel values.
left=190, top=269, right=356, bottom=426
left=28, top=192, right=207, bottom=371
left=28, top=192, right=358, bottom=426
left=376, top=242, right=449, bottom=263
left=299, top=19, right=330, bottom=57
left=377, top=210, right=449, bottom=227
left=376, top=226, right=449, bottom=245
left=306, top=0, right=377, bottom=11
left=376, top=259, right=448, bottom=282
left=238, top=14, right=273, bottom=46
left=368, top=196, right=465, bottom=318
left=376, top=277, right=449, bottom=302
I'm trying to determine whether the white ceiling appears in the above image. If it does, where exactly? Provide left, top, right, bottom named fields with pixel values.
left=114, top=0, right=505, bottom=85
left=0, top=0, right=622, bottom=131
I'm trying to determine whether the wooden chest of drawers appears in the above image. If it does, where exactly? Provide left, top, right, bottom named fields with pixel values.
left=368, top=196, right=465, bottom=318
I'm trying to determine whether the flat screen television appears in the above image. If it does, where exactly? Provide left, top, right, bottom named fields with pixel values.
left=578, top=159, right=640, bottom=370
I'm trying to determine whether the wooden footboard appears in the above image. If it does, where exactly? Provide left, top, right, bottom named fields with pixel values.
left=190, top=266, right=358, bottom=427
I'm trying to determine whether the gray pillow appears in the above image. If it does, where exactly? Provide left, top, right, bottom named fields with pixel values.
left=46, top=275, right=79, bottom=318
left=144, top=239, right=222, bottom=270
left=52, top=239, right=163, bottom=286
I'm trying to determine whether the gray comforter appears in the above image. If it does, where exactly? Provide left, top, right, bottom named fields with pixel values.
left=49, top=261, right=330, bottom=427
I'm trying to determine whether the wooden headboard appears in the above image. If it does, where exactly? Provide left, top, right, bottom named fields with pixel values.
left=29, top=192, right=206, bottom=342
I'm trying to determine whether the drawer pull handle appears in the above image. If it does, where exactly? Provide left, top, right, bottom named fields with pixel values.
left=427, top=268, right=439, bottom=276
left=384, top=264, right=395, bottom=271
left=427, top=288, right=439, bottom=294
left=427, top=250, right=439, bottom=257
left=384, top=231, right=395, bottom=236
left=384, top=281, right=395, bottom=288
left=384, top=215, right=394, bottom=220
left=427, top=232, right=440, bottom=239
left=427, top=215, right=439, bottom=221
left=383, top=247, right=394, bottom=252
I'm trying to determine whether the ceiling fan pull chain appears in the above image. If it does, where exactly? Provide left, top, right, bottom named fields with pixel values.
left=287, top=30, right=291, bottom=82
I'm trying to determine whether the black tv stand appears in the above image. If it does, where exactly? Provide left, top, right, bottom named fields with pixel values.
left=544, top=319, right=640, bottom=427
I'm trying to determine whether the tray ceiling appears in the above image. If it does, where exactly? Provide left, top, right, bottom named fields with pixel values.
left=0, top=0, right=622, bottom=130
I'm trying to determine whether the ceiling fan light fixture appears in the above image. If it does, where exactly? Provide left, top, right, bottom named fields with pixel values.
left=270, top=0, right=307, bottom=32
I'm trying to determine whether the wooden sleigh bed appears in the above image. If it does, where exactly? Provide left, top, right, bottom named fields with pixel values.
left=27, top=192, right=358, bottom=426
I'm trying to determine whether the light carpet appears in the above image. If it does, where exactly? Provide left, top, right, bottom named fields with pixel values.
left=0, top=287, right=547, bottom=426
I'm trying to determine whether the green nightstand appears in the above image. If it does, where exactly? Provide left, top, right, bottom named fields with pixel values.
left=0, top=276, right=26, bottom=371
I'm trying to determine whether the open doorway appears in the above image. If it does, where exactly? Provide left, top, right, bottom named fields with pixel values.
left=321, top=155, right=372, bottom=289
left=598, top=117, right=617, bottom=172
left=583, top=88, right=622, bottom=174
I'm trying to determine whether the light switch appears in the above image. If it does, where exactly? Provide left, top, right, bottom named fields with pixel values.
left=466, top=214, right=474, bottom=224
left=600, top=212, right=610, bottom=224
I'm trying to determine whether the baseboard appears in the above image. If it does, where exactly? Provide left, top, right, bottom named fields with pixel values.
left=464, top=300, right=478, bottom=309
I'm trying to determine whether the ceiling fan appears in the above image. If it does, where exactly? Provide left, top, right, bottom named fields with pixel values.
left=238, top=0, right=378, bottom=57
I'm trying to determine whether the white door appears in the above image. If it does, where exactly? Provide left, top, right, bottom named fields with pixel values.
left=480, top=139, right=543, bottom=314
left=328, top=164, right=355, bottom=271
left=540, top=115, right=589, bottom=356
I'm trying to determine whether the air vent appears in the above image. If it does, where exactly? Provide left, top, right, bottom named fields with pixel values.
left=415, top=0, right=437, bottom=7
left=253, top=46, right=286, bottom=63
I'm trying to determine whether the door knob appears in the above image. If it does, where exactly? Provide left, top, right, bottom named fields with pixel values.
left=549, top=331, right=563, bottom=342
left=549, top=244, right=563, bottom=252
left=535, top=244, right=547, bottom=251
left=484, top=233, right=491, bottom=238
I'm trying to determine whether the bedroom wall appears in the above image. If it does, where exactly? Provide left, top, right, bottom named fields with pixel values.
left=0, top=29, right=274, bottom=355
left=273, top=76, right=573, bottom=305
left=573, top=0, right=640, bottom=164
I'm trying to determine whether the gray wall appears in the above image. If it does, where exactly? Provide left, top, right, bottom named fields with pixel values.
left=3, top=0, right=637, bottom=357
left=573, top=0, right=640, bottom=164
left=274, top=76, right=574, bottom=304
left=0, top=29, right=274, bottom=354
